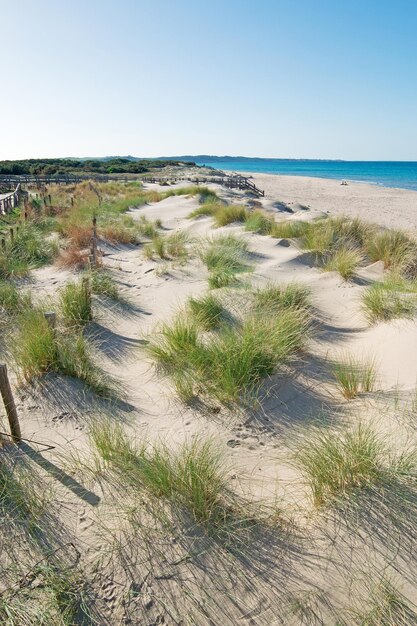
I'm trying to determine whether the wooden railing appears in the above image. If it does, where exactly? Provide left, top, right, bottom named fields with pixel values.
left=0, top=172, right=265, bottom=197
left=0, top=184, right=21, bottom=214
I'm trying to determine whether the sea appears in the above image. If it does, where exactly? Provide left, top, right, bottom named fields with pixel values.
left=193, top=158, right=417, bottom=192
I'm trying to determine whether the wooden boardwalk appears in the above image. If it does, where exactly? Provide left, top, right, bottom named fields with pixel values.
left=0, top=172, right=265, bottom=198
left=0, top=184, right=21, bottom=215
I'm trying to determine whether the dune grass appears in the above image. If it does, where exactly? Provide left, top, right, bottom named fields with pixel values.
left=253, top=282, right=311, bottom=313
left=362, top=276, right=417, bottom=323
left=213, top=204, right=249, bottom=227
left=244, top=209, right=275, bottom=234
left=349, top=578, right=416, bottom=626
left=188, top=293, right=225, bottom=330
left=11, top=309, right=115, bottom=397
left=90, top=423, right=247, bottom=538
left=331, top=355, right=377, bottom=398
left=188, top=201, right=224, bottom=219
left=59, top=278, right=92, bottom=326
left=199, top=234, right=251, bottom=289
left=270, top=220, right=311, bottom=239
left=296, top=423, right=416, bottom=508
left=323, top=246, right=364, bottom=280
left=0, top=280, right=31, bottom=315
left=0, top=223, right=57, bottom=278
left=90, top=268, right=120, bottom=300
left=365, top=229, right=417, bottom=273
left=148, top=307, right=309, bottom=405
left=0, top=565, right=95, bottom=626
left=143, top=231, right=191, bottom=261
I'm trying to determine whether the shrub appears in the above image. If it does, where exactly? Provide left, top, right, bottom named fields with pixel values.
left=59, top=279, right=92, bottom=326
left=188, top=293, right=224, bottom=330
left=165, top=231, right=191, bottom=260
left=56, top=245, right=90, bottom=270
left=331, top=355, right=377, bottom=398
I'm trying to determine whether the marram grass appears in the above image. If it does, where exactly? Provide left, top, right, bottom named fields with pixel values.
left=362, top=276, right=417, bottom=323
left=188, top=293, right=224, bottom=330
left=331, top=355, right=377, bottom=399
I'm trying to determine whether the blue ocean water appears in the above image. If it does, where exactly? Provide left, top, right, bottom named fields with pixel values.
left=194, top=158, right=417, bottom=192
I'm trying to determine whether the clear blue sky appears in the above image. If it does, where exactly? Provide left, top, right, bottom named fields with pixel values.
left=2, top=0, right=417, bottom=160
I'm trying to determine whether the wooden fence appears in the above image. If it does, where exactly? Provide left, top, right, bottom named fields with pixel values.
left=0, top=183, right=22, bottom=215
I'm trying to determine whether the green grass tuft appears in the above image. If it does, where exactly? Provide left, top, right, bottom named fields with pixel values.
left=188, top=293, right=225, bottom=330
left=213, top=205, right=249, bottom=227
left=323, top=246, right=364, bottom=280
left=90, top=269, right=120, bottom=300
left=199, top=235, right=251, bottom=289
left=244, top=210, right=275, bottom=234
left=253, top=282, right=311, bottom=313
left=331, top=355, right=377, bottom=399
left=59, top=279, right=92, bottom=326
left=362, top=276, right=417, bottom=323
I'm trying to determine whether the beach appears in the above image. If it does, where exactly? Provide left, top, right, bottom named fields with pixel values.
left=238, top=171, right=417, bottom=231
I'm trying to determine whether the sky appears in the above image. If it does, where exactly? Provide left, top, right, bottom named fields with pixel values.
left=1, top=0, right=417, bottom=161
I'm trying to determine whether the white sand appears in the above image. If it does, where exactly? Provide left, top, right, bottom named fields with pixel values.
left=238, top=171, right=417, bottom=231
left=5, top=178, right=417, bottom=624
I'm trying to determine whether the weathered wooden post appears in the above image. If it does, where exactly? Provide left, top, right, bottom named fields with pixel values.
left=82, top=276, right=92, bottom=320
left=90, top=216, right=98, bottom=268
left=44, top=312, right=57, bottom=329
left=0, top=364, right=21, bottom=443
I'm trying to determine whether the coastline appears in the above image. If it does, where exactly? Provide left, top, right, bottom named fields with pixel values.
left=234, top=170, right=417, bottom=231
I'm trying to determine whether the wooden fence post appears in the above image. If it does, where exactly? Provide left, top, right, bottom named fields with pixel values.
left=0, top=364, right=21, bottom=443
left=90, top=217, right=98, bottom=268
left=44, top=312, right=57, bottom=329
left=82, top=276, right=93, bottom=320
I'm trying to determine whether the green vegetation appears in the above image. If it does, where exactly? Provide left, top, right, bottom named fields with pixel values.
left=362, top=276, right=417, bottom=323
left=253, top=282, right=311, bottom=313
left=143, top=231, right=191, bottom=261
left=365, top=229, right=417, bottom=272
left=90, top=268, right=120, bottom=300
left=188, top=293, right=225, bottom=330
left=349, top=578, right=416, bottom=626
left=11, top=309, right=114, bottom=397
left=244, top=209, right=275, bottom=234
left=213, top=204, right=249, bottom=227
left=148, top=306, right=309, bottom=405
left=323, top=246, right=364, bottom=280
left=188, top=201, right=224, bottom=219
left=331, top=355, right=377, bottom=399
left=270, top=219, right=311, bottom=239
left=91, top=423, right=251, bottom=540
left=59, top=279, right=92, bottom=326
left=199, top=234, right=251, bottom=289
left=0, top=280, right=31, bottom=314
left=0, top=223, right=57, bottom=278
left=296, top=423, right=416, bottom=508
left=0, top=157, right=194, bottom=176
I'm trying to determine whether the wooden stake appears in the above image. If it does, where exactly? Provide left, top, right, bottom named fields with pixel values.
left=0, top=364, right=21, bottom=443
left=44, top=312, right=57, bottom=329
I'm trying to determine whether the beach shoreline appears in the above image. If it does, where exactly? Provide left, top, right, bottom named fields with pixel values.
left=233, top=170, right=417, bottom=231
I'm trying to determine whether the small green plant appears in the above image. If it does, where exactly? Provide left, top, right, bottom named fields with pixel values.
left=188, top=293, right=224, bottom=330
left=148, top=308, right=309, bottom=405
left=11, top=309, right=115, bottom=397
left=253, top=282, right=311, bottom=313
left=91, top=422, right=249, bottom=539
left=137, top=215, right=161, bottom=239
left=90, top=269, right=120, bottom=300
left=0, top=223, right=57, bottom=278
left=331, top=355, right=377, bottom=398
left=348, top=577, right=417, bottom=626
left=59, top=279, right=92, bottom=326
left=295, top=424, right=417, bottom=508
left=0, top=280, right=31, bottom=314
left=188, top=202, right=224, bottom=219
left=362, top=277, right=417, bottom=323
left=323, top=246, right=364, bottom=280
left=199, top=235, right=251, bottom=289
left=213, top=205, right=249, bottom=227
left=270, top=220, right=310, bottom=239
left=245, top=210, right=275, bottom=234
left=165, top=230, right=191, bottom=260
left=365, top=229, right=417, bottom=273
